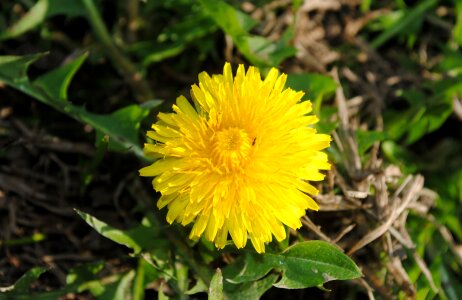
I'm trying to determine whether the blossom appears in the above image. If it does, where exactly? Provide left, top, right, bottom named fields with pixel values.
left=140, top=63, right=331, bottom=253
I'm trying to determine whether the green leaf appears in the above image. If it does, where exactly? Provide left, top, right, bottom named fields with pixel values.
left=76, top=210, right=163, bottom=254
left=286, top=73, right=337, bottom=113
left=236, top=10, right=258, bottom=31
left=140, top=100, right=164, bottom=110
left=141, top=42, right=187, bottom=66
left=66, top=262, right=105, bottom=286
left=286, top=73, right=337, bottom=100
left=224, top=255, right=272, bottom=284
left=0, top=53, right=47, bottom=81
left=199, top=0, right=295, bottom=67
left=247, top=34, right=297, bottom=68
left=81, top=135, right=109, bottom=194
left=135, top=12, right=217, bottom=66
left=175, top=263, right=189, bottom=295
left=66, top=262, right=106, bottom=295
left=0, top=0, right=48, bottom=40
left=383, top=108, right=416, bottom=141
left=97, top=271, right=135, bottom=300
left=3, top=265, right=117, bottom=299
left=381, top=141, right=419, bottom=174
left=139, top=257, right=163, bottom=285
left=142, top=251, right=176, bottom=283
left=93, top=104, right=150, bottom=152
left=209, top=269, right=224, bottom=300
left=315, top=107, right=338, bottom=134
left=10, top=267, right=47, bottom=293
left=370, top=0, right=437, bottom=48
left=76, top=209, right=142, bottom=253
left=439, top=49, right=462, bottom=76
left=158, top=283, right=170, bottom=300
left=224, top=274, right=278, bottom=300
left=356, top=130, right=386, bottom=155
left=0, top=0, right=85, bottom=40
left=384, top=81, right=455, bottom=144
left=226, top=241, right=361, bottom=289
left=453, top=1, right=462, bottom=46
left=360, top=0, right=372, bottom=12
left=132, top=258, right=145, bottom=300
left=405, top=106, right=450, bottom=144
left=34, top=53, right=88, bottom=101
left=0, top=53, right=156, bottom=158
left=185, top=279, right=208, bottom=295
left=275, top=241, right=361, bottom=289
left=199, top=0, right=252, bottom=58
left=45, top=0, right=86, bottom=17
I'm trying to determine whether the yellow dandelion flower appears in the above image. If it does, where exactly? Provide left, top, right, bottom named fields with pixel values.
left=140, top=63, right=331, bottom=253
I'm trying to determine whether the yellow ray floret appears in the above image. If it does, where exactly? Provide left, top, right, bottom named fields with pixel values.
left=139, top=63, right=331, bottom=253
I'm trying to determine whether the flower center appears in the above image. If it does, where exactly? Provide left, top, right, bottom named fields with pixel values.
left=211, top=127, right=252, bottom=172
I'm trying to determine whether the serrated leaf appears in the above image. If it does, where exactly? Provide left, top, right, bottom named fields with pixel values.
left=0, top=53, right=47, bottom=81
left=209, top=269, right=223, bottom=300
left=76, top=210, right=163, bottom=254
left=93, top=104, right=150, bottom=152
left=0, top=53, right=156, bottom=158
left=226, top=241, right=361, bottom=289
left=34, top=53, right=88, bottom=101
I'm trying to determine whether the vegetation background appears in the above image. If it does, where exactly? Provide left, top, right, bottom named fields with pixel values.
left=0, top=0, right=461, bottom=299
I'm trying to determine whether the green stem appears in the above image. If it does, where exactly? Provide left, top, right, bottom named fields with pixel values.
left=129, top=184, right=214, bottom=287
left=81, top=0, right=153, bottom=102
left=0, top=232, right=46, bottom=246
left=132, top=258, right=145, bottom=300
left=162, top=222, right=213, bottom=286
left=127, top=0, right=140, bottom=43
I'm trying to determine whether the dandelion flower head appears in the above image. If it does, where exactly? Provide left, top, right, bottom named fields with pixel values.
left=140, top=63, right=331, bottom=253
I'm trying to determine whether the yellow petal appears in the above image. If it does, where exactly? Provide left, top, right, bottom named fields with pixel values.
left=139, top=63, right=332, bottom=253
